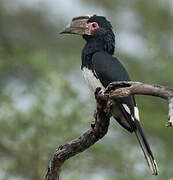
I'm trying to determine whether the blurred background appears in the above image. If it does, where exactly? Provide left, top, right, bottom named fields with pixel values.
left=0, top=0, right=173, bottom=179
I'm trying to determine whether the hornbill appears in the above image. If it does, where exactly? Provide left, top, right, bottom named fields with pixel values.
left=61, top=15, right=158, bottom=175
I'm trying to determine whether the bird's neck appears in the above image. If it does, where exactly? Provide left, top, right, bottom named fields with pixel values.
left=81, top=38, right=114, bottom=69
left=81, top=39, right=104, bottom=69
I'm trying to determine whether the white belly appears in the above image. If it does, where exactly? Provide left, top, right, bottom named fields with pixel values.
left=82, top=67, right=105, bottom=92
left=82, top=67, right=134, bottom=130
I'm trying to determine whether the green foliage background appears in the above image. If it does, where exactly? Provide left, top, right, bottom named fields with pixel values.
left=0, top=0, right=173, bottom=179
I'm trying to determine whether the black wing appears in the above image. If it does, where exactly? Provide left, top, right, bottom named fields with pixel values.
left=91, top=51, right=158, bottom=175
left=92, top=51, right=136, bottom=131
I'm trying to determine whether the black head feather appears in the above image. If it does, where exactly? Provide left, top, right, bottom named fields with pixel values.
left=83, top=15, right=115, bottom=55
left=88, top=15, right=113, bottom=30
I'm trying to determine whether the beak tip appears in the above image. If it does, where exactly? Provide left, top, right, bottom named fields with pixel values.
left=59, top=27, right=71, bottom=35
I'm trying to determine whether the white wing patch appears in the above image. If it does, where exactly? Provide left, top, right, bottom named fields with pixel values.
left=134, top=106, right=140, bottom=121
left=122, top=104, right=140, bottom=121
left=82, top=67, right=105, bottom=92
left=122, top=104, right=131, bottom=114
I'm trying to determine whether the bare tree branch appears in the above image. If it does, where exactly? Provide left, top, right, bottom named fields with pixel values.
left=45, top=88, right=110, bottom=180
left=105, top=81, right=173, bottom=99
left=105, top=81, right=173, bottom=126
left=45, top=81, right=173, bottom=180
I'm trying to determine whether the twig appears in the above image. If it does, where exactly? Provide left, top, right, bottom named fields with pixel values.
left=45, top=81, right=173, bottom=180
left=167, top=98, right=173, bottom=127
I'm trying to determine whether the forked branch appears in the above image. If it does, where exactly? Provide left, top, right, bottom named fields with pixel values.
left=45, top=81, right=173, bottom=180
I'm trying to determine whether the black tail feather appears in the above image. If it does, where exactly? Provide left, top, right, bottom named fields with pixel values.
left=134, top=120, right=158, bottom=175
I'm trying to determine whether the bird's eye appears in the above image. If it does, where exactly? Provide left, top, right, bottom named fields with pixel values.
left=92, top=23, right=96, bottom=28
left=89, top=22, right=99, bottom=32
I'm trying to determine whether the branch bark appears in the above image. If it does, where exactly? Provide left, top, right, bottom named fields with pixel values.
left=45, top=81, right=173, bottom=180
left=45, top=88, right=110, bottom=180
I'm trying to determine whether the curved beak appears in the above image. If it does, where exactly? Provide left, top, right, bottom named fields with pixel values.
left=60, top=15, right=91, bottom=35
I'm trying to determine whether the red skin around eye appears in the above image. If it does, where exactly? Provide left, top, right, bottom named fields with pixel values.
left=89, top=22, right=99, bottom=32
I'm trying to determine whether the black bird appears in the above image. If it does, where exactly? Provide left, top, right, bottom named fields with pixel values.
left=61, top=15, right=158, bottom=175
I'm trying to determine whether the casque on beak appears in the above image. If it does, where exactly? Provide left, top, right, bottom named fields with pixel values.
left=60, top=15, right=92, bottom=35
